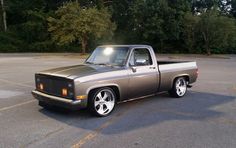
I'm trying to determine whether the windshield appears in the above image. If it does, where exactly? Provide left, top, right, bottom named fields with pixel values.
left=86, top=47, right=129, bottom=66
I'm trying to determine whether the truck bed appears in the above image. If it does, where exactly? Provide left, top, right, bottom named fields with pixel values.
left=157, top=61, right=197, bottom=70
left=157, top=61, right=191, bottom=65
left=157, top=60, right=198, bottom=92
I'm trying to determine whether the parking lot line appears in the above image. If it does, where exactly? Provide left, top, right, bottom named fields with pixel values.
left=0, top=78, right=34, bottom=88
left=71, top=101, right=140, bottom=148
left=0, top=99, right=36, bottom=112
left=71, top=112, right=124, bottom=148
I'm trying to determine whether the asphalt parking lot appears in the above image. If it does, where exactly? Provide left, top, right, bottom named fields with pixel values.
left=0, top=54, right=236, bottom=148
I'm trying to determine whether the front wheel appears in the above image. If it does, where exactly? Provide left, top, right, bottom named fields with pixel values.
left=168, top=77, right=187, bottom=98
left=88, top=88, right=116, bottom=117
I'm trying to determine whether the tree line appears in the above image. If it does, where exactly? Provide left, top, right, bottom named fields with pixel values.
left=0, top=0, right=236, bottom=54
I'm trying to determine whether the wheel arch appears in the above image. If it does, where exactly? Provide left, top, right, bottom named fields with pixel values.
left=86, top=84, right=121, bottom=102
left=172, top=74, right=190, bottom=86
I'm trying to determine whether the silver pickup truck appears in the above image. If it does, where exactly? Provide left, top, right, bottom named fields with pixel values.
left=32, top=45, right=198, bottom=116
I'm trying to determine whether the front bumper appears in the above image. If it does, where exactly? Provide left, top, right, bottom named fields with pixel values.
left=32, top=90, right=87, bottom=110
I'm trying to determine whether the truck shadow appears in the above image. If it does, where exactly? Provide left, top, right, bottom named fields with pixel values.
left=39, top=91, right=235, bottom=135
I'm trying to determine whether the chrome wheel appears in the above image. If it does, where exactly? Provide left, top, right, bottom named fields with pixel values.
left=169, top=77, right=188, bottom=98
left=94, top=89, right=115, bottom=116
left=175, top=78, right=187, bottom=96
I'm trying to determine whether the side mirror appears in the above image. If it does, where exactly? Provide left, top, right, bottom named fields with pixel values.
left=129, top=63, right=137, bottom=73
left=135, top=59, right=147, bottom=66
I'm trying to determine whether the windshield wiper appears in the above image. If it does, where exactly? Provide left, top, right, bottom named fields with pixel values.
left=85, top=61, right=94, bottom=64
left=96, top=63, right=112, bottom=66
left=86, top=62, right=115, bottom=67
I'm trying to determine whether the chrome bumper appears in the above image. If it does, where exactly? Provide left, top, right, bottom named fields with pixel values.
left=32, top=90, right=85, bottom=110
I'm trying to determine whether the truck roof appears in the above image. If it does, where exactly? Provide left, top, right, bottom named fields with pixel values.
left=98, top=45, right=152, bottom=49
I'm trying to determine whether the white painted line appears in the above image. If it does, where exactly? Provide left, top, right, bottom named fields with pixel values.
left=0, top=90, right=24, bottom=99
left=0, top=100, right=36, bottom=112
left=0, top=78, right=34, bottom=88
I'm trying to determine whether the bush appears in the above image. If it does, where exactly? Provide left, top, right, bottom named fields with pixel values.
left=27, top=41, right=55, bottom=52
left=0, top=32, right=24, bottom=52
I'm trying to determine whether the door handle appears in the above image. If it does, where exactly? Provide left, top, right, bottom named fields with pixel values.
left=131, top=67, right=137, bottom=73
left=149, top=66, right=156, bottom=69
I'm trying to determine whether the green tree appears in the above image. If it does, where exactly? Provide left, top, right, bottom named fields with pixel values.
left=48, top=1, right=116, bottom=54
left=192, top=0, right=219, bottom=14
left=0, top=0, right=7, bottom=31
left=111, top=0, right=135, bottom=43
left=128, top=0, right=172, bottom=50
left=198, top=9, right=236, bottom=55
left=128, top=0, right=190, bottom=51
left=20, top=10, right=49, bottom=43
left=231, top=0, right=236, bottom=18
left=182, top=12, right=200, bottom=52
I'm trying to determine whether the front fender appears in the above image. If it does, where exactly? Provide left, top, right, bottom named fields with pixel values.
left=85, top=83, right=120, bottom=95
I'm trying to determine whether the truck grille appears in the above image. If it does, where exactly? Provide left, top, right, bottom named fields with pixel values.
left=35, top=74, right=74, bottom=100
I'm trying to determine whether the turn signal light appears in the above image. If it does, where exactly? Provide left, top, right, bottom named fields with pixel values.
left=76, top=95, right=87, bottom=100
left=62, top=88, right=68, bottom=96
left=39, top=83, right=44, bottom=90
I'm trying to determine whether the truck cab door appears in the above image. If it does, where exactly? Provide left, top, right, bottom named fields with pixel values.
left=127, top=48, right=159, bottom=99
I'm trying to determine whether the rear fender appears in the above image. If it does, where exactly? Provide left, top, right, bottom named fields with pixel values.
left=171, top=74, right=190, bottom=86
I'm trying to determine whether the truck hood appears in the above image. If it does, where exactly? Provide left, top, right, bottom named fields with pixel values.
left=38, top=64, right=123, bottom=79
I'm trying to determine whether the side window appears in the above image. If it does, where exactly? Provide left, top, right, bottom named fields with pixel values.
left=129, top=48, right=153, bottom=66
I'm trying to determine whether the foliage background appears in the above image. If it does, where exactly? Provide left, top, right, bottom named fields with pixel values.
left=0, top=0, right=236, bottom=54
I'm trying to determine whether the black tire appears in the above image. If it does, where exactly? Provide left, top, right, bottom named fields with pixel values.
left=168, top=77, right=187, bottom=98
left=88, top=87, right=116, bottom=117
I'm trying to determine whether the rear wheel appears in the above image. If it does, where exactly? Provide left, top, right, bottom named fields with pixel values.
left=169, top=77, right=187, bottom=98
left=88, top=88, right=116, bottom=117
